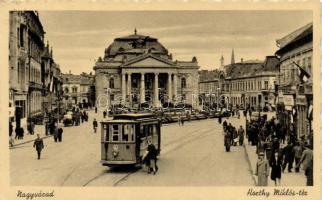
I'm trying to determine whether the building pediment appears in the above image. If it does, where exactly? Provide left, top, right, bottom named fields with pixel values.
left=122, top=54, right=175, bottom=68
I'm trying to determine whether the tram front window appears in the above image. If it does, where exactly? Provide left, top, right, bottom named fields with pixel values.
left=122, top=124, right=134, bottom=142
left=112, top=125, right=119, bottom=141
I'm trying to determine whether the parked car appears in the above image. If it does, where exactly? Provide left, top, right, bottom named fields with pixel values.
left=63, top=111, right=74, bottom=126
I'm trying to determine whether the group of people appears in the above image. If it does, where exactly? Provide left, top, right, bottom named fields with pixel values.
left=249, top=114, right=314, bottom=186
left=70, top=109, right=89, bottom=126
left=222, top=120, right=245, bottom=149
left=9, top=120, right=35, bottom=146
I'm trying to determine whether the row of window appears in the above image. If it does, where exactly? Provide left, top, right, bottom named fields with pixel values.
left=230, top=80, right=270, bottom=91
left=200, top=80, right=271, bottom=93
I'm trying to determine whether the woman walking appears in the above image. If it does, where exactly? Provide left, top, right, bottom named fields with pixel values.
left=270, top=151, right=283, bottom=186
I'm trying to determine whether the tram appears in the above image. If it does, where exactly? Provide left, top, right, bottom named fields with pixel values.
left=100, top=113, right=161, bottom=167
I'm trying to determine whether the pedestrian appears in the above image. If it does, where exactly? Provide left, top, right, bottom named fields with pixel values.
left=33, top=134, right=44, bottom=160
left=27, top=121, right=32, bottom=135
left=232, top=127, right=238, bottom=146
left=15, top=127, right=19, bottom=139
left=293, top=142, right=302, bottom=173
left=298, top=144, right=313, bottom=186
left=81, top=114, right=84, bottom=123
left=238, top=125, right=244, bottom=146
left=45, top=121, right=49, bottom=135
left=223, top=120, right=227, bottom=130
left=53, top=125, right=58, bottom=142
left=19, top=127, right=24, bottom=140
left=270, top=150, right=283, bottom=186
left=255, top=152, right=269, bottom=186
left=143, top=140, right=158, bottom=174
left=30, top=121, right=35, bottom=135
left=282, top=142, right=294, bottom=173
left=58, top=127, right=63, bottom=142
left=272, top=137, right=280, bottom=152
left=95, top=106, right=97, bottom=113
left=218, top=115, right=222, bottom=124
left=93, top=118, right=98, bottom=133
left=9, top=121, right=13, bottom=137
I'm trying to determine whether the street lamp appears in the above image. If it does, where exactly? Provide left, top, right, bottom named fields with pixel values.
left=216, top=87, right=220, bottom=111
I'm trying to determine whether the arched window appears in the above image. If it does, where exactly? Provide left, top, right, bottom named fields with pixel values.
left=181, top=78, right=186, bottom=88
left=109, top=78, right=114, bottom=89
left=64, top=87, right=69, bottom=94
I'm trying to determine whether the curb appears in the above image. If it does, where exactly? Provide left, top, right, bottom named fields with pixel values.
left=10, top=135, right=53, bottom=149
left=243, top=143, right=258, bottom=186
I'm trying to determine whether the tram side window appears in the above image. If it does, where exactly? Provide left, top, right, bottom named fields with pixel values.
left=152, top=125, right=157, bottom=136
left=148, top=125, right=153, bottom=136
left=105, top=125, right=109, bottom=141
left=112, top=125, right=119, bottom=141
left=122, top=124, right=129, bottom=141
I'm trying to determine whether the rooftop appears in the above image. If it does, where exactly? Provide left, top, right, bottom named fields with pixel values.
left=225, top=56, right=279, bottom=79
left=276, top=23, right=312, bottom=49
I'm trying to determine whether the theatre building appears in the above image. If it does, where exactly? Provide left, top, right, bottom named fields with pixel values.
left=94, top=30, right=199, bottom=108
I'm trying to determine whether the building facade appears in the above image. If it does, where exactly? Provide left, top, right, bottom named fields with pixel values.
left=199, top=56, right=279, bottom=110
left=224, top=57, right=279, bottom=110
left=62, top=72, right=94, bottom=109
left=9, top=11, right=45, bottom=127
left=275, top=23, right=313, bottom=139
left=41, top=42, right=63, bottom=119
left=94, top=30, right=199, bottom=109
left=9, top=11, right=62, bottom=128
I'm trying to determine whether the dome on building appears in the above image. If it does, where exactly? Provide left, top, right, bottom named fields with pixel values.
left=104, top=29, right=168, bottom=59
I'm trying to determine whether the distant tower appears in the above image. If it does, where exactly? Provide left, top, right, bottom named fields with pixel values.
left=231, top=49, right=235, bottom=64
left=220, top=55, right=224, bottom=70
left=134, top=28, right=137, bottom=35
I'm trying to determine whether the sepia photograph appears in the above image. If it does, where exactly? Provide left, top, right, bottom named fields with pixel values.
left=7, top=9, right=316, bottom=188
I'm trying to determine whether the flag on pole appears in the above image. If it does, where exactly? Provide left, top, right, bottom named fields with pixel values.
left=49, top=75, right=54, bottom=92
left=293, top=62, right=310, bottom=83
left=307, top=104, right=313, bottom=120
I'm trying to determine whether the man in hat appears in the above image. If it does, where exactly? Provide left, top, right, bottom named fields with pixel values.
left=93, top=118, right=98, bottom=133
left=298, top=144, right=313, bottom=186
left=255, top=152, right=269, bottom=186
left=238, top=125, right=245, bottom=146
left=33, top=134, right=44, bottom=159
left=282, top=141, right=295, bottom=173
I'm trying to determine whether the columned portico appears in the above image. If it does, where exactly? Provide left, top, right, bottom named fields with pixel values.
left=173, top=74, right=177, bottom=103
left=167, top=73, right=172, bottom=102
left=154, top=73, right=159, bottom=107
left=140, top=73, right=145, bottom=103
left=122, top=73, right=126, bottom=103
left=127, top=73, right=132, bottom=103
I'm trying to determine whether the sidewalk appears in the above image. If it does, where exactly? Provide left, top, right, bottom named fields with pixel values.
left=10, top=109, right=100, bottom=148
left=11, top=123, right=53, bottom=148
left=225, top=112, right=307, bottom=186
left=244, top=141, right=307, bottom=186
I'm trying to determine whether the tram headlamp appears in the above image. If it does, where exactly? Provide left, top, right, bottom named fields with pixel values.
left=113, top=151, right=119, bottom=157
left=112, top=144, right=119, bottom=158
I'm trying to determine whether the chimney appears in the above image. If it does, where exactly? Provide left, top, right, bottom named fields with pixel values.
left=69, top=70, right=71, bottom=74
left=241, top=58, right=243, bottom=63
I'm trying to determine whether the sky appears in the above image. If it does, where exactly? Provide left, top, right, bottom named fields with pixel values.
left=38, top=10, right=312, bottom=74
